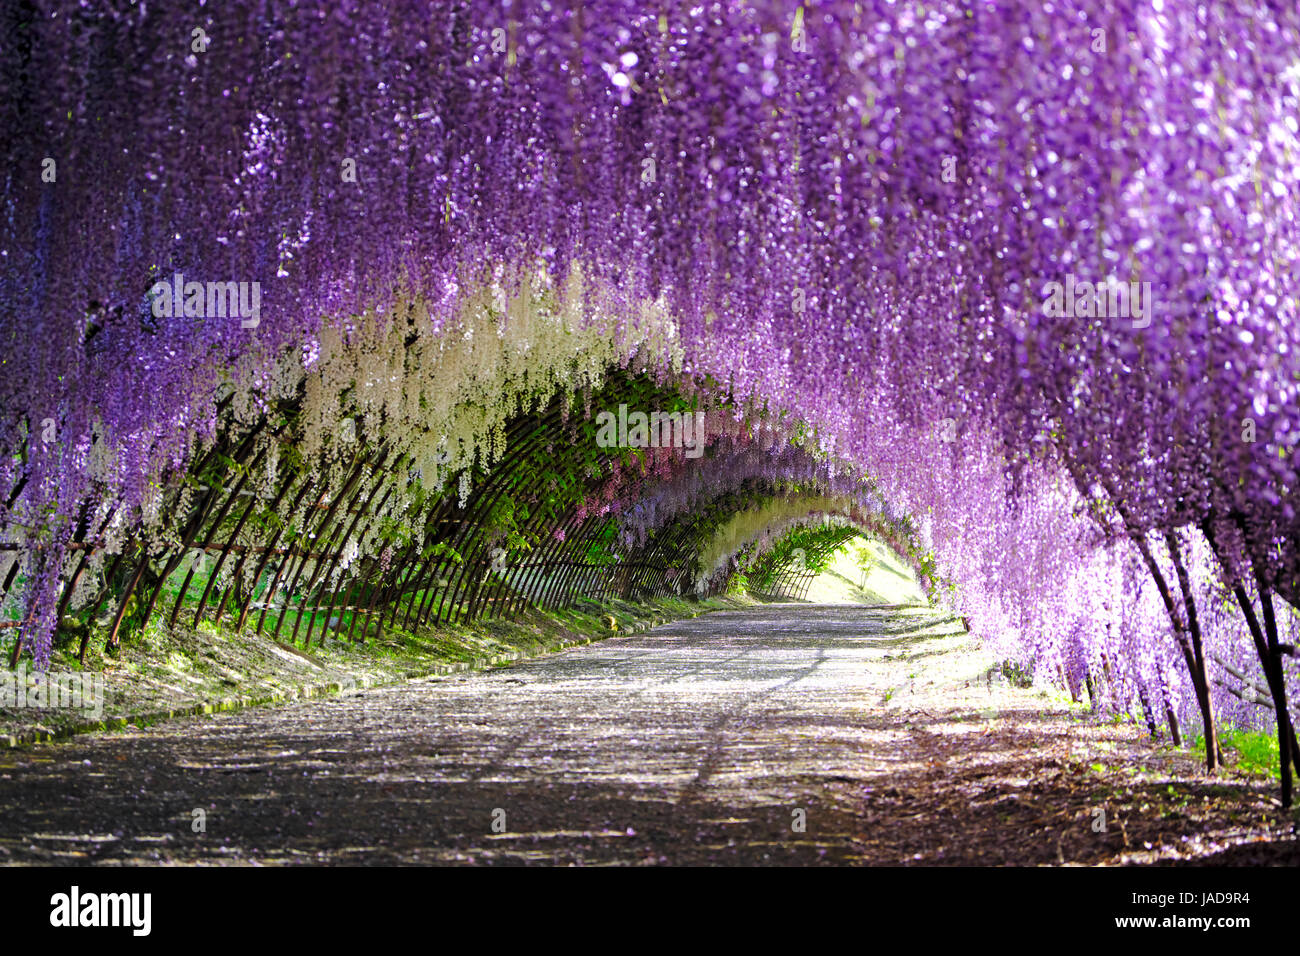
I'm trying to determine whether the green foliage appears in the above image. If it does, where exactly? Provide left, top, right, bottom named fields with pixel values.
left=999, top=659, right=1034, bottom=688
left=422, top=539, right=463, bottom=566
left=746, top=523, right=859, bottom=593
left=1186, top=728, right=1280, bottom=778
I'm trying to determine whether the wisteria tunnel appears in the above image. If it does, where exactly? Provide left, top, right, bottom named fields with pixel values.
left=2, top=361, right=899, bottom=663
left=2, top=0, right=1300, bottom=876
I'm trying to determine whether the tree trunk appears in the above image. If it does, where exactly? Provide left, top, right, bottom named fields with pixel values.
left=1204, top=519, right=1297, bottom=807
left=1255, top=577, right=1293, bottom=809
left=1137, top=687, right=1160, bottom=740
left=1165, top=531, right=1218, bottom=772
left=1163, top=694, right=1182, bottom=746
left=1133, top=532, right=1216, bottom=770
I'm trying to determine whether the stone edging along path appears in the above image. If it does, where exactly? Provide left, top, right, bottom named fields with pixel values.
left=1, top=603, right=745, bottom=751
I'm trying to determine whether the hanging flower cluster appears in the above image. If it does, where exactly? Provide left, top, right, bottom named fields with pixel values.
left=3, top=1, right=1299, bottom=789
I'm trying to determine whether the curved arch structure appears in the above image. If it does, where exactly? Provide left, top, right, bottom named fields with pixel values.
left=690, top=497, right=923, bottom=599
left=3, top=361, right=901, bottom=662
left=751, top=528, right=862, bottom=602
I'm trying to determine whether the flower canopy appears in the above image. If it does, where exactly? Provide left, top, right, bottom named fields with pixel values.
left=2, top=1, right=1299, bottom=787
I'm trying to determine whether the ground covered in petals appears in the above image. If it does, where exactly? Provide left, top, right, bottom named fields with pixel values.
left=0, top=605, right=1294, bottom=865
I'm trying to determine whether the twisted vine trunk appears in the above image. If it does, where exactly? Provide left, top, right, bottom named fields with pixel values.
left=1254, top=575, right=1293, bottom=809
left=1164, top=531, right=1219, bottom=770
left=1203, top=519, right=1300, bottom=807
left=1132, top=532, right=1217, bottom=771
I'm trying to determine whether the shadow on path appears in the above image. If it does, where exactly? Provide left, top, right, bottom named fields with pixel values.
left=0, top=605, right=1294, bottom=865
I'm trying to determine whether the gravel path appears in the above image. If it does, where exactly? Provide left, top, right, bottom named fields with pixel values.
left=0, top=604, right=1293, bottom=865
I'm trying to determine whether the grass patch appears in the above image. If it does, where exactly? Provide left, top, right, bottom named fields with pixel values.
left=1184, top=728, right=1281, bottom=778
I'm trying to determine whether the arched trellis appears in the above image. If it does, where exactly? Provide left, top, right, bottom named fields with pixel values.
left=749, top=526, right=863, bottom=601
left=688, top=502, right=927, bottom=604
left=6, top=366, right=803, bottom=661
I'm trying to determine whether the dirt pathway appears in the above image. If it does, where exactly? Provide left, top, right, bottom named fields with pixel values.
left=0, top=605, right=1294, bottom=864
